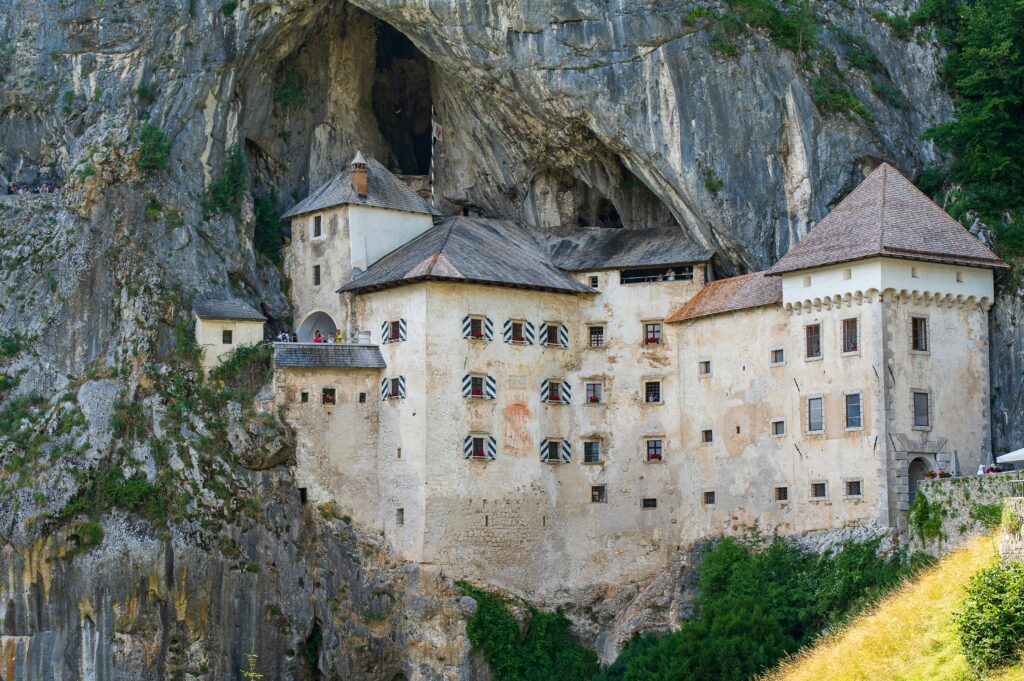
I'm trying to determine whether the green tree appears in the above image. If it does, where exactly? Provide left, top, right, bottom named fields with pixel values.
left=137, top=122, right=171, bottom=173
left=954, top=559, right=1024, bottom=670
left=253, top=192, right=284, bottom=264
left=203, top=144, right=248, bottom=216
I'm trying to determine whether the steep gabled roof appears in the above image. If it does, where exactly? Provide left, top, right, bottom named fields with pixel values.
left=274, top=343, right=386, bottom=369
left=665, top=271, right=781, bottom=323
left=338, top=217, right=594, bottom=295
left=767, top=163, right=1007, bottom=275
left=534, top=226, right=713, bottom=271
left=281, top=156, right=434, bottom=219
left=193, top=299, right=266, bottom=322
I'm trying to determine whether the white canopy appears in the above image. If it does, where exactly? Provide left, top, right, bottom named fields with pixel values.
left=996, top=448, right=1024, bottom=464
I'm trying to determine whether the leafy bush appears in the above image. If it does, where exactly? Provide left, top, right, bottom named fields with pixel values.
left=0, top=332, right=24, bottom=358
left=726, top=0, right=817, bottom=52
left=810, top=76, right=873, bottom=122
left=136, top=83, right=158, bottom=104
left=208, top=341, right=273, bottom=404
left=172, top=317, right=202, bottom=366
left=253, top=192, right=284, bottom=264
left=970, top=502, right=1004, bottom=531
left=137, top=122, right=171, bottom=173
left=909, top=493, right=947, bottom=543
left=220, top=1, right=237, bottom=16
left=274, top=69, right=305, bottom=109
left=459, top=583, right=600, bottom=681
left=203, top=144, right=247, bottom=216
left=66, top=519, right=104, bottom=555
left=1003, top=504, right=1023, bottom=535
left=60, top=466, right=170, bottom=524
left=110, top=399, right=147, bottom=441
left=954, top=559, right=1024, bottom=670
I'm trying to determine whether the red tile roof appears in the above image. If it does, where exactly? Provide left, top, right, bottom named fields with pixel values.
left=767, top=163, right=1007, bottom=275
left=666, top=271, right=781, bottom=323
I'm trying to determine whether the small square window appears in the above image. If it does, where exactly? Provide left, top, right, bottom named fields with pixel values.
left=591, top=485, right=607, bottom=503
left=584, top=441, right=602, bottom=464
left=545, top=324, right=560, bottom=346
left=845, top=393, right=863, bottom=429
left=396, top=508, right=404, bottom=525
left=842, top=318, right=859, bottom=353
left=471, top=436, right=487, bottom=459
left=644, top=322, right=662, bottom=345
left=300, top=391, right=309, bottom=403
left=390, top=377, right=401, bottom=397
left=805, top=324, right=822, bottom=359
left=511, top=321, right=525, bottom=342
left=642, top=498, right=658, bottom=509
left=389, top=320, right=401, bottom=341
left=313, top=214, right=322, bottom=238
left=644, top=381, right=662, bottom=404
left=701, top=429, right=713, bottom=444
left=771, top=419, right=786, bottom=436
left=548, top=381, right=564, bottom=403
left=843, top=267, right=852, bottom=280
left=547, top=439, right=561, bottom=461
left=911, top=317, right=928, bottom=352
left=846, top=480, right=862, bottom=497
left=585, top=382, right=603, bottom=404
left=588, top=326, right=605, bottom=348
left=589, top=275, right=600, bottom=289
left=913, top=391, right=930, bottom=428
left=222, top=329, right=233, bottom=344
left=770, top=348, right=785, bottom=365
left=807, top=397, right=824, bottom=433
left=321, top=387, right=336, bottom=405
left=469, top=317, right=484, bottom=338
left=470, top=376, right=485, bottom=397
left=703, top=491, right=716, bottom=505
left=698, top=360, right=712, bottom=376
left=775, top=486, right=789, bottom=502
left=811, top=482, right=828, bottom=499
left=313, top=264, right=321, bottom=286
left=358, top=392, right=366, bottom=403
left=645, top=439, right=663, bottom=462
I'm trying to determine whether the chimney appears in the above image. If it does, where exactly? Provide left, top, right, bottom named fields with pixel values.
left=351, top=150, right=368, bottom=197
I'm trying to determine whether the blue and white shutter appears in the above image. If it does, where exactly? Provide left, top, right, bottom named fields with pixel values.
left=483, top=317, right=494, bottom=341
left=558, top=324, right=569, bottom=348
left=560, top=381, right=571, bottom=403
left=398, top=318, right=407, bottom=342
left=559, top=440, right=571, bottom=462
left=397, top=375, right=406, bottom=398
left=485, top=375, right=496, bottom=400
left=524, top=321, right=535, bottom=345
left=462, top=316, right=473, bottom=339
left=462, top=374, right=473, bottom=397
left=380, top=377, right=390, bottom=401
left=463, top=435, right=474, bottom=459
left=540, top=379, right=551, bottom=403
left=539, top=438, right=550, bottom=462
left=502, top=319, right=512, bottom=343
left=486, top=436, right=497, bottom=460
left=539, top=322, right=549, bottom=345
left=381, top=321, right=390, bottom=344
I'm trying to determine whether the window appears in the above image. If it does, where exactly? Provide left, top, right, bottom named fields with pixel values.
left=313, top=214, right=322, bottom=238
left=222, top=329, right=233, bottom=344
left=770, top=348, right=785, bottom=365
left=390, top=378, right=401, bottom=397
left=591, top=485, right=607, bottom=503
left=802, top=275, right=811, bottom=287
left=470, top=317, right=484, bottom=338
left=313, top=265, right=321, bottom=286
left=300, top=391, right=309, bottom=403
left=775, top=486, right=789, bottom=502
left=644, top=322, right=662, bottom=345
left=585, top=382, right=603, bottom=404
left=805, top=323, right=822, bottom=359
left=472, top=436, right=486, bottom=459
left=842, top=318, right=859, bottom=353
left=644, top=381, right=662, bottom=404
left=845, top=393, right=863, bottom=429
left=321, top=387, right=336, bottom=405
left=464, top=434, right=497, bottom=460
left=462, top=373, right=495, bottom=400
left=512, top=321, right=525, bottom=342
left=807, top=397, right=824, bottom=433
left=698, top=360, right=712, bottom=376
left=956, top=271, right=964, bottom=283
left=645, top=439, right=663, bottom=462
left=843, top=267, right=852, bottom=280
left=642, top=498, right=658, bottom=509
left=358, top=392, right=366, bottom=403
left=588, top=325, right=605, bottom=348
left=701, top=429, right=713, bottom=443
left=811, top=482, right=828, bottom=499
left=589, top=275, right=600, bottom=289
left=913, top=391, right=930, bottom=428
left=845, top=480, right=863, bottom=497
left=584, top=441, right=602, bottom=464
left=382, top=376, right=406, bottom=400
left=911, top=317, right=928, bottom=352
left=771, top=419, right=786, bottom=436
left=911, top=266, right=919, bottom=278
left=621, top=266, right=693, bottom=284
left=542, top=439, right=570, bottom=463
left=396, top=508, right=404, bottom=525
left=703, top=491, right=716, bottom=505
left=389, top=320, right=401, bottom=341
left=383, top=319, right=407, bottom=343
left=543, top=379, right=569, bottom=404
left=545, top=324, right=559, bottom=346
left=470, top=376, right=485, bottom=397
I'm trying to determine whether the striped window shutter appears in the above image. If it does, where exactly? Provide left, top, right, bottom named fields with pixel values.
left=525, top=321, right=535, bottom=345
left=560, top=440, right=572, bottom=462
left=540, top=379, right=550, bottom=403
left=463, top=435, right=474, bottom=459
left=561, top=381, right=571, bottom=403
left=558, top=324, right=569, bottom=348
left=539, top=438, right=550, bottom=461
left=380, top=377, right=390, bottom=401
left=397, top=375, right=406, bottom=398
left=381, top=320, right=390, bottom=343
left=486, top=436, right=497, bottom=460
left=502, top=319, right=512, bottom=343
left=485, top=375, right=496, bottom=400
left=538, top=322, right=548, bottom=345
left=484, top=317, right=494, bottom=341
left=462, top=316, right=472, bottom=339
left=398, top=318, right=407, bottom=341
left=461, top=374, right=472, bottom=397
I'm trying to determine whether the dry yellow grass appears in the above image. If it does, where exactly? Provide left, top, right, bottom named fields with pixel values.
left=765, top=534, right=1024, bottom=681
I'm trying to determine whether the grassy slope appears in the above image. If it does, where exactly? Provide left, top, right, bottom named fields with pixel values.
left=765, top=534, right=1024, bottom=681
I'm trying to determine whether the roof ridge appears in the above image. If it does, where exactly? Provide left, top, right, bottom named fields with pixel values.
left=877, top=164, right=887, bottom=252
left=423, top=221, right=458, bottom=276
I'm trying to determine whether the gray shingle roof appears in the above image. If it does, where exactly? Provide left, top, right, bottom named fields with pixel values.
left=666, top=271, right=781, bottom=323
left=534, top=226, right=714, bottom=270
left=767, top=163, right=1008, bottom=275
left=339, top=217, right=595, bottom=295
left=281, top=156, right=434, bottom=219
left=274, top=343, right=386, bottom=369
left=193, top=299, right=266, bottom=322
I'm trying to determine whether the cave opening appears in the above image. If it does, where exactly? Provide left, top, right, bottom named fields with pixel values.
left=372, top=21, right=432, bottom=175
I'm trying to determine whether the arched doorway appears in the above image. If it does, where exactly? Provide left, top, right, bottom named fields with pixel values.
left=297, top=311, right=338, bottom=342
left=908, top=457, right=930, bottom=498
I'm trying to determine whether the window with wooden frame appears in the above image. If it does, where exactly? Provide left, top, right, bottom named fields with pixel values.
left=841, top=318, right=859, bottom=353
left=300, top=391, right=309, bottom=403
left=911, top=317, right=928, bottom=352
left=642, top=498, right=658, bottom=509
left=805, top=323, right=822, bottom=359
left=845, top=392, right=863, bottom=429
left=845, top=479, right=863, bottom=497
left=583, top=440, right=602, bottom=464
left=321, top=387, right=336, bottom=405
left=811, top=481, right=828, bottom=499
left=644, top=380, right=662, bottom=404
left=382, top=319, right=407, bottom=344
left=701, top=428, right=714, bottom=444
left=222, top=329, right=233, bottom=344
left=588, top=325, right=605, bottom=348
left=775, top=486, right=789, bottom=502
left=591, top=485, right=607, bottom=503
left=770, top=347, right=785, bottom=366
left=645, top=438, right=664, bottom=462
left=313, top=265, right=321, bottom=286
left=913, top=391, right=931, bottom=428
left=698, top=359, right=712, bottom=376
left=463, top=434, right=497, bottom=461
left=807, top=396, right=824, bottom=433
left=589, top=275, right=600, bottom=289
left=585, top=381, right=604, bottom=404
left=703, top=491, right=716, bottom=505
left=541, top=379, right=570, bottom=404
left=312, top=214, right=323, bottom=238
left=771, top=418, right=786, bottom=436
left=644, top=322, right=662, bottom=345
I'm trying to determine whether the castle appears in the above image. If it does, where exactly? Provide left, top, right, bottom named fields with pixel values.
left=265, top=155, right=1006, bottom=595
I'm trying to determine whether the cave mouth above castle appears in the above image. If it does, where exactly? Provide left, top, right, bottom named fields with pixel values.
left=372, top=21, right=432, bottom=176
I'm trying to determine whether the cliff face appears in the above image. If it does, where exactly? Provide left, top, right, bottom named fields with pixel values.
left=0, top=0, right=1020, bottom=678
